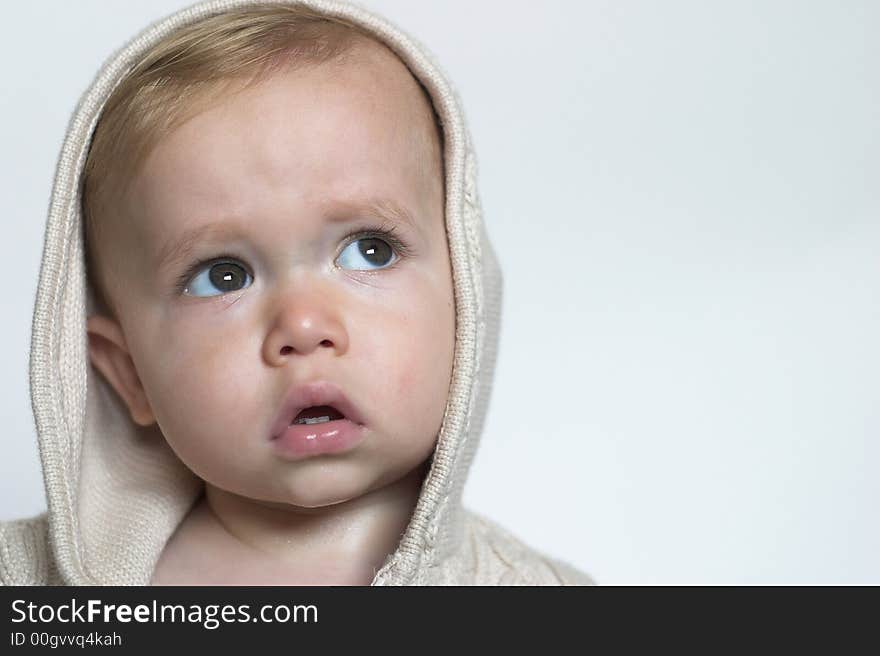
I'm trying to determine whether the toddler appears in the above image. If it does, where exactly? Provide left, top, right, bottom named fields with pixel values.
left=0, top=0, right=593, bottom=586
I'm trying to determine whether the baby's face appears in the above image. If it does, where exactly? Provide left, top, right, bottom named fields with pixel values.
left=88, top=46, right=454, bottom=508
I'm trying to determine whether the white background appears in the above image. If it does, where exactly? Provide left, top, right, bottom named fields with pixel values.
left=1, top=0, right=877, bottom=583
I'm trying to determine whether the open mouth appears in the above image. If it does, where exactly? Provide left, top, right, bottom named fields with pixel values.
left=270, top=381, right=366, bottom=440
left=290, top=405, right=345, bottom=426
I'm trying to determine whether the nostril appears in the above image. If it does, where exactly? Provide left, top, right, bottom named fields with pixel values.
left=320, top=340, right=333, bottom=347
left=280, top=346, right=293, bottom=355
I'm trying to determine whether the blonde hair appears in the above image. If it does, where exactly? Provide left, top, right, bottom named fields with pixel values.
left=83, top=3, right=443, bottom=318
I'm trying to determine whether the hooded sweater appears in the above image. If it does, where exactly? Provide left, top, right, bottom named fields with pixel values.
left=0, top=0, right=594, bottom=586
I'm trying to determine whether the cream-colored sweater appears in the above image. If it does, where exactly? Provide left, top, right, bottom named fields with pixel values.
left=0, top=0, right=593, bottom=586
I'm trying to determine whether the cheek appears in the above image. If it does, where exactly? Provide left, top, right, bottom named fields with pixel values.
left=390, top=287, right=455, bottom=462
left=131, top=317, right=261, bottom=472
left=378, top=279, right=455, bottom=419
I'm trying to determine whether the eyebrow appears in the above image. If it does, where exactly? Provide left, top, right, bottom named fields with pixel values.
left=156, top=196, right=421, bottom=272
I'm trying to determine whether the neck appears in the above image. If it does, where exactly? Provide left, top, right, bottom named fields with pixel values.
left=199, top=461, right=429, bottom=582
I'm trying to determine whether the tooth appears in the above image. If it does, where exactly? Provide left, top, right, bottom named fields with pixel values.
left=293, top=416, right=332, bottom=425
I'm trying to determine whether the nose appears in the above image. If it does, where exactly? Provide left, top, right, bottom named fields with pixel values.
left=262, top=275, right=350, bottom=365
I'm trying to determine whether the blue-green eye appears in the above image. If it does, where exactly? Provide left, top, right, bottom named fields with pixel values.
left=337, top=236, right=398, bottom=271
left=183, top=260, right=252, bottom=297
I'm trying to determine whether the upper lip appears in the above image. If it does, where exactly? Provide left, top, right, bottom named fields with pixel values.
left=270, top=380, right=365, bottom=439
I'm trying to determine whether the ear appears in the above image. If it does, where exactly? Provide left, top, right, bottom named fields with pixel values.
left=86, top=315, right=156, bottom=427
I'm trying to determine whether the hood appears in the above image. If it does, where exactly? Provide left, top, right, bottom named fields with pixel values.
left=29, top=0, right=502, bottom=585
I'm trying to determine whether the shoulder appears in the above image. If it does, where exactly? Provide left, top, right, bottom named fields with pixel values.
left=0, top=512, right=60, bottom=586
left=462, top=510, right=596, bottom=586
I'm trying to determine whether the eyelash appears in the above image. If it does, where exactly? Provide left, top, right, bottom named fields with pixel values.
left=173, top=223, right=414, bottom=295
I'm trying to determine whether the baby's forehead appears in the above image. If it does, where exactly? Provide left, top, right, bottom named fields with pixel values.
left=308, top=39, right=436, bottom=120
left=127, top=50, right=442, bottom=223
left=116, top=41, right=442, bottom=228
left=139, top=37, right=438, bottom=188
left=187, top=43, right=441, bottom=181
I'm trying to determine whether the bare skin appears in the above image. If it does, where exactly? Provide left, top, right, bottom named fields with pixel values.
left=151, top=462, right=430, bottom=585
left=85, top=42, right=453, bottom=585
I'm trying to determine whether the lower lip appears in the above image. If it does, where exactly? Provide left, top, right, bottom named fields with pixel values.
left=271, top=419, right=366, bottom=461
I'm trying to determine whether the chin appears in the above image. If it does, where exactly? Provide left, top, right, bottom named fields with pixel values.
left=266, top=465, right=373, bottom=509
left=276, top=489, right=364, bottom=510
left=285, top=495, right=359, bottom=510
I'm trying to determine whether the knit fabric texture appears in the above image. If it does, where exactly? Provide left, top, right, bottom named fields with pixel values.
left=1, top=0, right=593, bottom=586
